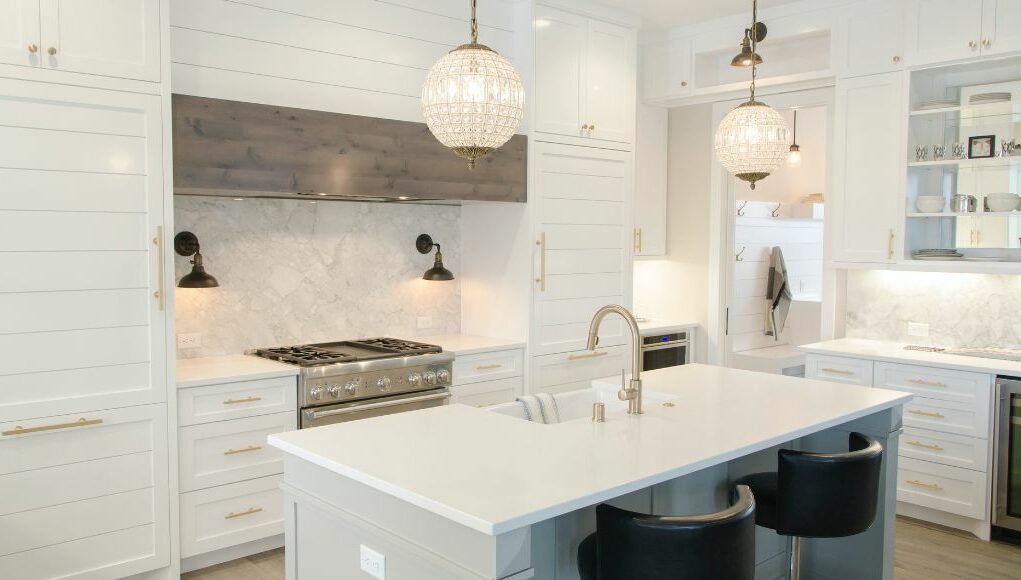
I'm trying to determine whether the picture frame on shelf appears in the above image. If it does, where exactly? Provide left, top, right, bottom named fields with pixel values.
left=968, top=135, right=995, bottom=159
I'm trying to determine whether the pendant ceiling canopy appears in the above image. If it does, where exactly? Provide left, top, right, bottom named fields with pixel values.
left=421, top=0, right=525, bottom=169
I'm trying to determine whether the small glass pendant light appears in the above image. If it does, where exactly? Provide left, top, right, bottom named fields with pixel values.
left=787, top=108, right=802, bottom=167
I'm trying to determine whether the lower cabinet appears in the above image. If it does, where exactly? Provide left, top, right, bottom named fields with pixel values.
left=897, top=457, right=987, bottom=520
left=180, top=475, right=285, bottom=558
left=531, top=345, right=629, bottom=395
left=449, top=347, right=524, bottom=407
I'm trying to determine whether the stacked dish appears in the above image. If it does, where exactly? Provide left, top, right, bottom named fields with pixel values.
left=986, top=193, right=1019, bottom=212
left=969, top=92, right=1012, bottom=105
left=915, top=195, right=946, bottom=213
left=912, top=249, right=963, bottom=261
left=916, top=97, right=958, bottom=111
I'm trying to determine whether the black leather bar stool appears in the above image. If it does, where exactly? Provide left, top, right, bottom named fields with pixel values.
left=733, top=432, right=883, bottom=580
left=577, top=485, right=756, bottom=580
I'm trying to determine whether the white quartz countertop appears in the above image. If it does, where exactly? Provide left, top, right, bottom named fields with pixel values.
left=637, top=319, right=699, bottom=335
left=800, top=338, right=1021, bottom=377
left=268, top=364, right=910, bottom=536
left=177, top=355, right=298, bottom=388
left=425, top=334, right=526, bottom=356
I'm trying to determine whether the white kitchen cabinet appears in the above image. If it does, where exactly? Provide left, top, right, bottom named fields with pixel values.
left=532, top=142, right=632, bottom=356
left=980, top=0, right=1021, bottom=56
left=805, top=354, right=874, bottom=386
left=0, top=0, right=39, bottom=67
left=838, top=0, right=905, bottom=78
left=531, top=344, right=630, bottom=395
left=905, top=0, right=989, bottom=66
left=830, top=72, right=905, bottom=264
left=533, top=3, right=635, bottom=146
left=180, top=475, right=284, bottom=559
left=633, top=104, right=668, bottom=257
left=449, top=347, right=523, bottom=407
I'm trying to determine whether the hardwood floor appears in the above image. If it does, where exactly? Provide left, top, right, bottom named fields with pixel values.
left=182, top=518, right=1021, bottom=579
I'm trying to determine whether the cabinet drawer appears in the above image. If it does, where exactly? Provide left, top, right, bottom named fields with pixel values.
left=897, top=457, right=987, bottom=520
left=531, top=346, right=628, bottom=395
left=178, top=376, right=297, bottom=426
left=451, top=377, right=521, bottom=408
left=904, top=397, right=989, bottom=439
left=180, top=475, right=284, bottom=558
left=0, top=523, right=161, bottom=580
left=179, top=411, right=294, bottom=492
left=453, top=349, right=523, bottom=386
left=874, top=362, right=992, bottom=407
left=899, top=427, right=989, bottom=471
left=805, top=355, right=873, bottom=386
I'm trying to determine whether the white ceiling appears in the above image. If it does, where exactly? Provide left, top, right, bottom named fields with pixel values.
left=596, top=0, right=803, bottom=30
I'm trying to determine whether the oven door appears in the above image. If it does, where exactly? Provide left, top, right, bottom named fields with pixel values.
left=641, top=342, right=689, bottom=372
left=995, top=378, right=1021, bottom=532
left=301, top=388, right=450, bottom=429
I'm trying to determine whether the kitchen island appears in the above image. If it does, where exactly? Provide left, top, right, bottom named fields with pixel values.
left=268, top=364, right=911, bottom=580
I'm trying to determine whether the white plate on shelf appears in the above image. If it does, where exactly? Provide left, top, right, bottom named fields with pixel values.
left=913, top=255, right=963, bottom=261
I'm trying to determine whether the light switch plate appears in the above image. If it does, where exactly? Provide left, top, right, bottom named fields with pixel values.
left=907, top=322, right=930, bottom=338
left=177, top=333, right=202, bottom=349
left=360, top=545, right=385, bottom=580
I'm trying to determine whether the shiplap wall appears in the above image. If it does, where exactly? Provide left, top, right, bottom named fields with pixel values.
left=730, top=203, right=823, bottom=352
left=169, top=0, right=518, bottom=122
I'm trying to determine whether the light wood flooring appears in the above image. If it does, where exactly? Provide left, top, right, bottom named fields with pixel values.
left=182, top=517, right=1021, bottom=579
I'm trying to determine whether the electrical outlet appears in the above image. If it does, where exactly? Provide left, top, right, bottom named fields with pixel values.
left=907, top=322, right=930, bottom=338
left=177, top=333, right=202, bottom=349
left=416, top=316, right=433, bottom=330
left=360, top=545, right=385, bottom=580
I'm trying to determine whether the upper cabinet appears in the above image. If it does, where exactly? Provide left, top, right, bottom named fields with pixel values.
left=534, top=3, right=636, bottom=146
left=905, top=0, right=1012, bottom=67
left=633, top=104, right=668, bottom=257
left=837, top=0, right=905, bottom=78
left=0, top=0, right=160, bottom=82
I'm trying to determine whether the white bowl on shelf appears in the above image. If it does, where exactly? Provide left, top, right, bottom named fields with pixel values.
left=986, top=193, right=1019, bottom=212
left=915, top=196, right=946, bottom=213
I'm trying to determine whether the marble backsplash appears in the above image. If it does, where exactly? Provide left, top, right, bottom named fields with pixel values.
left=845, top=269, right=1021, bottom=348
left=173, top=197, right=461, bottom=358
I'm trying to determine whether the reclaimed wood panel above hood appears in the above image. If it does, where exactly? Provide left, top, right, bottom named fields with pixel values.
left=172, top=95, right=526, bottom=204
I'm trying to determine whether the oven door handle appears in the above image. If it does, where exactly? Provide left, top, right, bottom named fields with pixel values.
left=642, top=341, right=689, bottom=352
left=304, top=391, right=451, bottom=420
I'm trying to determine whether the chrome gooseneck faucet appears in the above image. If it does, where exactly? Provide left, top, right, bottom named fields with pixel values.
left=586, top=305, right=643, bottom=415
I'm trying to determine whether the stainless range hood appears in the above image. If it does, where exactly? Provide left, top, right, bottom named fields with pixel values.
left=172, top=95, right=527, bottom=205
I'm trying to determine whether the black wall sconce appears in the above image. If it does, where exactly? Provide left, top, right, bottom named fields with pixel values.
left=416, top=234, right=454, bottom=281
left=174, top=231, right=220, bottom=288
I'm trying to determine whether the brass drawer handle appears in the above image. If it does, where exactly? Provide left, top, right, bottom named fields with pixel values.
left=3, top=417, right=103, bottom=436
left=27, top=44, right=38, bottom=53
left=820, top=367, right=855, bottom=376
left=224, top=445, right=262, bottom=456
left=476, top=364, right=503, bottom=371
left=908, top=409, right=946, bottom=419
left=223, top=396, right=262, bottom=405
left=909, top=378, right=946, bottom=388
left=906, top=479, right=943, bottom=492
left=906, top=440, right=945, bottom=451
left=569, top=351, right=608, bottom=361
left=47, top=46, right=57, bottom=56
left=535, top=233, right=546, bottom=291
left=225, top=507, right=263, bottom=520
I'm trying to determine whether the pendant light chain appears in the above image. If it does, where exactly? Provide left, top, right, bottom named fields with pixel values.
left=749, top=0, right=758, bottom=101
left=470, top=0, right=479, bottom=45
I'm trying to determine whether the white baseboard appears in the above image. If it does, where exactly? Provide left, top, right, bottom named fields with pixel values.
left=181, top=534, right=284, bottom=574
left=897, top=502, right=991, bottom=541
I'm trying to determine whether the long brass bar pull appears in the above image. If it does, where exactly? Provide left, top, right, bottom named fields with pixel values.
left=224, top=445, right=262, bottom=455
left=906, top=440, right=945, bottom=451
left=225, top=507, right=263, bottom=519
left=569, top=351, right=608, bottom=361
left=906, top=479, right=943, bottom=492
left=3, top=417, right=103, bottom=436
left=153, top=226, right=165, bottom=310
left=908, top=409, right=946, bottom=419
left=909, top=378, right=946, bottom=388
left=535, top=233, right=546, bottom=291
left=223, top=396, right=262, bottom=405
left=888, top=229, right=895, bottom=260
left=821, top=368, right=854, bottom=376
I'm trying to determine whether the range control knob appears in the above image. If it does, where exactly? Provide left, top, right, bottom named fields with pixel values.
left=309, top=385, right=325, bottom=401
left=344, top=381, right=358, bottom=395
left=437, top=369, right=451, bottom=384
left=377, top=376, right=393, bottom=393
left=326, top=383, right=342, bottom=398
left=423, top=371, right=437, bottom=386
left=407, top=373, right=422, bottom=387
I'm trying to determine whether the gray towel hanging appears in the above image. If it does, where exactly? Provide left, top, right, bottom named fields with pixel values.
left=765, top=246, right=792, bottom=338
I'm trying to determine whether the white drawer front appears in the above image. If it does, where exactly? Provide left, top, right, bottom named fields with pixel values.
left=0, top=524, right=160, bottom=580
left=899, top=427, right=989, bottom=472
left=805, top=355, right=873, bottom=386
left=897, top=457, right=987, bottom=520
left=178, top=376, right=297, bottom=426
left=531, top=346, right=629, bottom=395
left=904, top=397, right=989, bottom=439
left=179, top=411, right=294, bottom=492
left=453, top=349, right=523, bottom=386
left=874, top=362, right=992, bottom=407
left=180, top=475, right=284, bottom=558
left=451, top=377, right=521, bottom=408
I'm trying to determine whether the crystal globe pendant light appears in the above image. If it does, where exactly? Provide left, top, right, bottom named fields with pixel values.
left=421, top=0, right=525, bottom=169
left=714, top=0, right=790, bottom=190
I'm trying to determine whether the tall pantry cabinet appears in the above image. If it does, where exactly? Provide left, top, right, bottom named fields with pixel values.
left=0, top=1, right=175, bottom=579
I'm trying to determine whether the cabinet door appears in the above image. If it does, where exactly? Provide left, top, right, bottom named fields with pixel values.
left=0, top=0, right=39, bottom=67
left=981, top=0, right=1021, bottom=56
left=532, top=142, right=632, bottom=355
left=831, top=72, right=905, bottom=263
left=533, top=4, right=587, bottom=139
left=905, top=0, right=983, bottom=66
left=839, top=0, right=905, bottom=78
left=39, top=0, right=160, bottom=81
left=633, top=104, right=668, bottom=256
left=585, top=18, right=635, bottom=144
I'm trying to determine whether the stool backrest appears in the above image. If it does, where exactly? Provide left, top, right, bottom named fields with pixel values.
left=777, top=432, right=883, bottom=538
left=594, top=485, right=756, bottom=580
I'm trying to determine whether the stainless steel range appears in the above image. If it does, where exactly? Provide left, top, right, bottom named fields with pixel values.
left=250, top=338, right=453, bottom=429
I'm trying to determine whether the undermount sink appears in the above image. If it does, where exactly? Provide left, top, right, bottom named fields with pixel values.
left=485, top=383, right=678, bottom=423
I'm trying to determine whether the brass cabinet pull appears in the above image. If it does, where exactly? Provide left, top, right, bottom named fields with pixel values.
left=906, top=440, right=945, bottom=451
left=47, top=46, right=57, bottom=55
left=223, top=396, right=262, bottom=405
left=225, top=507, right=263, bottom=520
left=153, top=226, right=165, bottom=310
left=982, top=39, right=991, bottom=47
left=569, top=351, right=608, bottom=361
left=535, top=233, right=546, bottom=291
left=476, top=364, right=503, bottom=371
left=888, top=229, right=895, bottom=259
left=892, top=55, right=901, bottom=63
left=909, top=378, right=946, bottom=388
left=820, top=367, right=855, bottom=376
left=3, top=417, right=103, bottom=436
left=969, top=40, right=978, bottom=49
left=589, top=124, right=595, bottom=131
left=908, top=409, right=946, bottom=419
left=906, top=479, right=943, bottom=492
left=634, top=228, right=643, bottom=253
left=224, top=445, right=262, bottom=456
left=27, top=44, right=38, bottom=53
